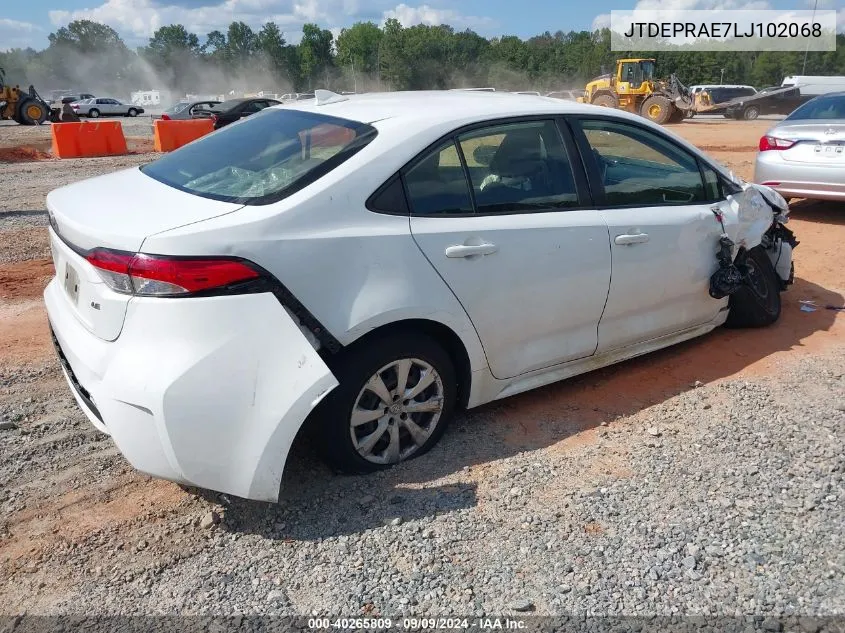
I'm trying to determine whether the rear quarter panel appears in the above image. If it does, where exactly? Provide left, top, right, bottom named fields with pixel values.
left=140, top=119, right=490, bottom=374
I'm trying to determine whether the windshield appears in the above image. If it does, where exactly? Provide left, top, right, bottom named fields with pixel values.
left=640, top=60, right=655, bottom=81
left=786, top=95, right=845, bottom=120
left=141, top=108, right=377, bottom=205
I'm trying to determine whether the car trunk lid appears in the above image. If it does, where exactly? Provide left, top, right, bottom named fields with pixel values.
left=770, top=120, right=845, bottom=163
left=46, top=166, right=244, bottom=342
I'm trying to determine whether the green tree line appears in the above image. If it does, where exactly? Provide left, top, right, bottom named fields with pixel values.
left=2, top=18, right=843, bottom=97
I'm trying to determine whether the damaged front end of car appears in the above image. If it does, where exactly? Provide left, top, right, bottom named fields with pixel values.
left=709, top=182, right=798, bottom=300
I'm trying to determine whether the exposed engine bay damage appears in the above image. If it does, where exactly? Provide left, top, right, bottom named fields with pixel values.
left=709, top=182, right=797, bottom=300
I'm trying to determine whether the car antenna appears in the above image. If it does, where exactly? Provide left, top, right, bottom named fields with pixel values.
left=313, top=89, right=349, bottom=105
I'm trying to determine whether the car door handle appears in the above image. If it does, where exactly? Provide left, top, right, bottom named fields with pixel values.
left=614, top=233, right=650, bottom=245
left=444, top=243, right=499, bottom=258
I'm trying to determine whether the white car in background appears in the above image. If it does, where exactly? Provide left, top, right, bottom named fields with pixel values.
left=44, top=89, right=795, bottom=502
left=72, top=97, right=144, bottom=118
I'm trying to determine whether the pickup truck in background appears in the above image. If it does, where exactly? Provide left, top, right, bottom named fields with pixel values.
left=725, top=86, right=804, bottom=120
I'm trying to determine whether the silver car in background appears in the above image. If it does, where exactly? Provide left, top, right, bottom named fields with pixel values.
left=71, top=97, right=144, bottom=118
left=754, top=92, right=845, bottom=201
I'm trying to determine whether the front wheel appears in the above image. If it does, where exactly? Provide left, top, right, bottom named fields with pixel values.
left=641, top=95, right=673, bottom=124
left=313, top=331, right=457, bottom=473
left=725, top=246, right=782, bottom=328
left=592, top=94, right=617, bottom=109
left=17, top=98, right=49, bottom=125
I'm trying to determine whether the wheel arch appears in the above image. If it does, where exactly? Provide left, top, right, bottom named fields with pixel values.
left=329, top=317, right=476, bottom=410
left=591, top=90, right=618, bottom=104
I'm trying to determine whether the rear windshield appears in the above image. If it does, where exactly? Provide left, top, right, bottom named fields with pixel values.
left=165, top=102, right=189, bottom=114
left=214, top=99, right=245, bottom=111
left=786, top=95, right=845, bottom=120
left=140, top=108, right=377, bottom=205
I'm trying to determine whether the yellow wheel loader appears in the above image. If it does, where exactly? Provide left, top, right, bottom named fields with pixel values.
left=579, top=58, right=695, bottom=124
left=577, top=59, right=798, bottom=125
left=0, top=67, right=53, bottom=125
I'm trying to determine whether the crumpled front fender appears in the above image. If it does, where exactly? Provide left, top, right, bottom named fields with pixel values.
left=721, top=182, right=788, bottom=252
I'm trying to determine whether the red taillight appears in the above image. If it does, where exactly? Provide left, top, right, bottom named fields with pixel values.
left=759, top=135, right=796, bottom=151
left=85, top=249, right=260, bottom=297
left=160, top=113, right=170, bottom=120
left=211, top=114, right=218, bottom=123
left=71, top=104, right=79, bottom=110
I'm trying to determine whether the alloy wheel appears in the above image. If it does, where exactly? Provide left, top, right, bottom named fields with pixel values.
left=349, top=358, right=445, bottom=465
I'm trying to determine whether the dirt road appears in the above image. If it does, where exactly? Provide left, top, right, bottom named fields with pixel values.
left=0, top=117, right=843, bottom=618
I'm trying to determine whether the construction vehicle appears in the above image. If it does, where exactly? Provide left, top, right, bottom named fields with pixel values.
left=579, top=58, right=802, bottom=125
left=0, top=67, right=52, bottom=125
left=579, top=58, right=696, bottom=124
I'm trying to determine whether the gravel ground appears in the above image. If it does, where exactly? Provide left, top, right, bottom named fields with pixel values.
left=1, top=352, right=844, bottom=618
left=0, top=156, right=156, bottom=264
left=0, top=116, right=156, bottom=143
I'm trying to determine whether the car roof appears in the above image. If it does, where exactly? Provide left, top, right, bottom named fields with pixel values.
left=278, top=90, right=610, bottom=126
left=276, top=89, right=741, bottom=186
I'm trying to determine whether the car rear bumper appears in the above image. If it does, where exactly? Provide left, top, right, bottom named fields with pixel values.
left=44, top=279, right=339, bottom=502
left=754, top=154, right=845, bottom=201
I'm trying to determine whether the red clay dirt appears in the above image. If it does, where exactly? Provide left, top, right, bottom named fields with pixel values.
left=0, top=146, right=53, bottom=162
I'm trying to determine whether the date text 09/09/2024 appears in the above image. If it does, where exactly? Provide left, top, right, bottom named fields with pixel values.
left=623, top=21, right=823, bottom=39
left=307, top=617, right=529, bottom=629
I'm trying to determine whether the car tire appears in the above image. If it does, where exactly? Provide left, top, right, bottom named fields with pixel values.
left=88, top=109, right=100, bottom=118
left=725, top=246, right=782, bottom=328
left=127, top=108, right=138, bottom=117
left=743, top=106, right=760, bottom=120
left=313, top=331, right=457, bottom=474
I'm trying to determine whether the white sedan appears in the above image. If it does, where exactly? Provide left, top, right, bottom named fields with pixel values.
left=72, top=97, right=144, bottom=118
left=44, top=90, right=796, bottom=502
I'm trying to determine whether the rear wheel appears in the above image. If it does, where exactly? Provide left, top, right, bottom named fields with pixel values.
left=313, top=331, right=457, bottom=473
left=17, top=98, right=48, bottom=125
left=742, top=105, right=760, bottom=120
left=88, top=108, right=100, bottom=118
left=725, top=246, right=782, bottom=328
left=127, top=108, right=138, bottom=117
left=592, top=94, right=617, bottom=109
left=641, top=95, right=673, bottom=124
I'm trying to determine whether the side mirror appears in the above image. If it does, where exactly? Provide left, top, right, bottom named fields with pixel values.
left=472, top=144, right=497, bottom=167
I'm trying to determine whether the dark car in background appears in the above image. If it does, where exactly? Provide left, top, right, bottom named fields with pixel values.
left=191, top=97, right=281, bottom=129
left=705, top=86, right=758, bottom=116
left=725, top=86, right=803, bottom=120
left=160, top=99, right=221, bottom=121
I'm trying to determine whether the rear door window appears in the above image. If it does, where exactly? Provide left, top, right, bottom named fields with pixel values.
left=404, top=142, right=474, bottom=215
left=457, top=120, right=579, bottom=213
